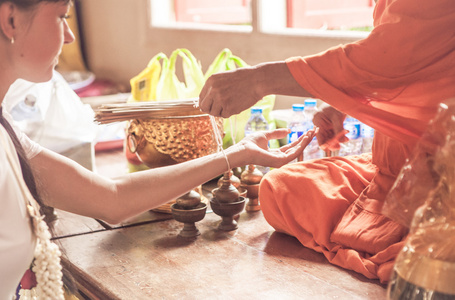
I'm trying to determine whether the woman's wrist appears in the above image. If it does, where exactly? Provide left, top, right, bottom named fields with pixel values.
left=225, top=143, right=248, bottom=170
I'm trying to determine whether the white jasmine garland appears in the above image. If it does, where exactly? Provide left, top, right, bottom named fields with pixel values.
left=17, top=205, right=65, bottom=300
left=17, top=288, right=36, bottom=300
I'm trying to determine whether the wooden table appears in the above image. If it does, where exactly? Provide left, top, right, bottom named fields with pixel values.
left=53, top=149, right=387, bottom=300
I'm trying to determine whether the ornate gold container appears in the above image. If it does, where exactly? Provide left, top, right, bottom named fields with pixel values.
left=126, top=107, right=223, bottom=169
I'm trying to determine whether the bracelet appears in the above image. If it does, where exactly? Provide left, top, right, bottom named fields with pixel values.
left=219, top=148, right=231, bottom=173
left=209, top=115, right=231, bottom=173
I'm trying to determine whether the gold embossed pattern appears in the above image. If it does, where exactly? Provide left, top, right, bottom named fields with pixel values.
left=130, top=116, right=223, bottom=164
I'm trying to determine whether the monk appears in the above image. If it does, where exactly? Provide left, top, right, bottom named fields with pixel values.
left=198, top=0, right=455, bottom=283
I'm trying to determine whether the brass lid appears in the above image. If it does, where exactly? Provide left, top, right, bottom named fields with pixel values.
left=240, top=164, right=263, bottom=185
left=213, top=173, right=240, bottom=203
left=176, top=190, right=201, bottom=209
left=217, top=170, right=241, bottom=189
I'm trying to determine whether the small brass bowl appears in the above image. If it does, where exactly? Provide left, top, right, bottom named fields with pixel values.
left=171, top=202, right=208, bottom=238
left=210, top=197, right=246, bottom=231
left=126, top=108, right=223, bottom=168
left=171, top=202, right=207, bottom=224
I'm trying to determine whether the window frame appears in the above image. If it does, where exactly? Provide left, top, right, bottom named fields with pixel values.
left=149, top=0, right=371, bottom=40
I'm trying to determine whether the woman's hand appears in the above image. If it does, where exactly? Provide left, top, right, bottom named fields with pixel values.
left=231, top=128, right=318, bottom=168
left=312, top=104, right=348, bottom=151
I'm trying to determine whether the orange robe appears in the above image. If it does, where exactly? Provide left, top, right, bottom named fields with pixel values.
left=260, top=0, right=455, bottom=283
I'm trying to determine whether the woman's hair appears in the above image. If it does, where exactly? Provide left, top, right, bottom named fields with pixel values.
left=0, top=0, right=71, bottom=7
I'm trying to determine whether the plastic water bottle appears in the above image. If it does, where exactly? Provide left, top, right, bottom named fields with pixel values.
left=304, top=99, right=318, bottom=120
left=360, top=123, right=374, bottom=153
left=287, top=104, right=306, bottom=144
left=303, top=99, right=323, bottom=160
left=340, top=116, right=362, bottom=156
left=244, top=107, right=270, bottom=173
left=245, top=107, right=269, bottom=135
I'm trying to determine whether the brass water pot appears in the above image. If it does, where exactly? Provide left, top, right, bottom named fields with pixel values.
left=126, top=107, right=223, bottom=168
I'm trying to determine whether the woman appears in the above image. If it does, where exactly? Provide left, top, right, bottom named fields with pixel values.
left=199, top=0, right=455, bottom=283
left=0, top=0, right=315, bottom=298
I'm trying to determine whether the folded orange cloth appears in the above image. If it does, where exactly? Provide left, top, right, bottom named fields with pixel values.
left=261, top=154, right=408, bottom=283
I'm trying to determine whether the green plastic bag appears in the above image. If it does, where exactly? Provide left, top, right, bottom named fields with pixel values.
left=205, top=48, right=278, bottom=149
left=156, top=48, right=205, bottom=100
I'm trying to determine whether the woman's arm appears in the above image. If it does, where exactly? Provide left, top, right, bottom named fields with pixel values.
left=31, top=128, right=315, bottom=224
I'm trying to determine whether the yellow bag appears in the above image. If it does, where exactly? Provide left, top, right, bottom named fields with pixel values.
left=130, top=53, right=165, bottom=102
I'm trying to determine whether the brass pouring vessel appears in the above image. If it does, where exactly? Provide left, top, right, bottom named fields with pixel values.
left=126, top=107, right=223, bottom=169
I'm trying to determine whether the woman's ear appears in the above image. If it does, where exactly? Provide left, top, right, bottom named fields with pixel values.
left=0, top=3, right=17, bottom=42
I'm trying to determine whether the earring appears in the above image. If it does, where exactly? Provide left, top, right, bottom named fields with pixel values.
left=11, top=37, right=14, bottom=44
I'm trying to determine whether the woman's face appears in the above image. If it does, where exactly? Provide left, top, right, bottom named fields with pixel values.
left=13, top=2, right=74, bottom=82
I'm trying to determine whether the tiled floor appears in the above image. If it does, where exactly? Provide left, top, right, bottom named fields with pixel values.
left=54, top=149, right=387, bottom=300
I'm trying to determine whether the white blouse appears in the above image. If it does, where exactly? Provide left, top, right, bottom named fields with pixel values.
left=0, top=112, right=42, bottom=299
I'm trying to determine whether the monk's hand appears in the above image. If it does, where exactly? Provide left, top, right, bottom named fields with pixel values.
left=198, top=67, right=263, bottom=118
left=313, top=104, right=348, bottom=151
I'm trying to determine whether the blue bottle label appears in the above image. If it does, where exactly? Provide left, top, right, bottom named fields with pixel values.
left=345, top=123, right=360, bottom=140
left=288, top=130, right=305, bottom=143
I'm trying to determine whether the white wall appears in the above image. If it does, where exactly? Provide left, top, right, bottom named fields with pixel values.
left=78, top=0, right=364, bottom=109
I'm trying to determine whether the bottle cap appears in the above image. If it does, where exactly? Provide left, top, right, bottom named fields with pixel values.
left=304, top=99, right=317, bottom=107
left=251, top=107, right=263, bottom=114
left=345, top=116, right=359, bottom=122
left=24, top=95, right=37, bottom=107
left=292, top=104, right=305, bottom=112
